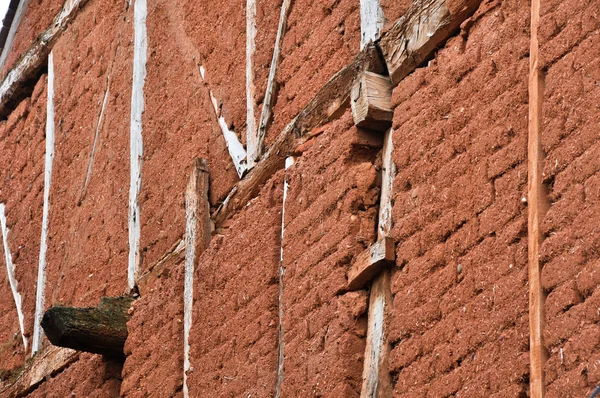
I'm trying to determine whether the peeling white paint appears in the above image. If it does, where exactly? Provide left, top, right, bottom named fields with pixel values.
left=0, top=204, right=28, bottom=350
left=200, top=66, right=247, bottom=178
left=32, top=52, right=55, bottom=355
left=183, top=191, right=196, bottom=398
left=275, top=156, right=294, bottom=398
left=128, top=0, right=147, bottom=289
left=245, top=0, right=258, bottom=169
left=360, top=0, right=385, bottom=49
left=378, top=128, right=395, bottom=238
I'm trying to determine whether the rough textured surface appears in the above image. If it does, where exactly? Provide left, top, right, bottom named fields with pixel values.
left=539, top=0, right=600, bottom=396
left=280, top=112, right=380, bottom=397
left=186, top=175, right=282, bottom=397
left=388, top=0, right=531, bottom=395
left=0, top=75, right=47, bottom=370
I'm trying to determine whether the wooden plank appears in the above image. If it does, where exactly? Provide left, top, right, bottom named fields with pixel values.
left=359, top=127, right=395, bottom=398
left=129, top=0, right=147, bottom=290
left=213, top=43, right=384, bottom=227
left=0, top=203, right=28, bottom=350
left=348, top=237, right=394, bottom=290
left=254, top=0, right=293, bottom=163
left=32, top=51, right=55, bottom=355
left=351, top=71, right=393, bottom=131
left=245, top=0, right=258, bottom=169
left=528, top=0, right=547, bottom=395
left=183, top=158, right=211, bottom=398
left=379, top=0, right=481, bottom=85
left=275, top=156, right=295, bottom=398
left=0, top=0, right=89, bottom=117
left=0, top=0, right=31, bottom=72
left=362, top=270, right=392, bottom=397
left=360, top=0, right=384, bottom=49
left=0, top=346, right=78, bottom=398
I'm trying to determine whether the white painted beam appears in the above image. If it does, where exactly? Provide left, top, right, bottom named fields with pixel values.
left=275, top=156, right=294, bottom=398
left=128, top=0, right=147, bottom=290
left=0, top=204, right=28, bottom=350
left=31, top=51, right=55, bottom=355
left=200, top=67, right=248, bottom=178
left=245, top=0, right=258, bottom=169
left=360, top=0, right=384, bottom=49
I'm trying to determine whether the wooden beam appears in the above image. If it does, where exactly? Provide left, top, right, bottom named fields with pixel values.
left=41, top=296, right=134, bottom=359
left=32, top=51, right=55, bottom=355
left=348, top=237, right=394, bottom=290
left=245, top=0, right=258, bottom=169
left=360, top=0, right=384, bottom=49
left=360, top=128, right=395, bottom=398
left=351, top=71, right=393, bottom=131
left=213, top=43, right=384, bottom=227
left=528, top=0, right=547, bottom=394
left=254, top=0, right=293, bottom=164
left=183, top=158, right=211, bottom=398
left=379, top=0, right=481, bottom=85
left=0, top=0, right=89, bottom=118
left=0, top=346, right=78, bottom=398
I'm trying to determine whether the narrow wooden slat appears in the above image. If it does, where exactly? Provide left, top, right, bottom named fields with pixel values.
left=254, top=0, right=293, bottom=163
left=528, top=0, right=547, bottom=395
left=360, top=0, right=384, bottom=49
left=183, top=158, right=211, bottom=398
left=245, top=0, right=258, bottom=169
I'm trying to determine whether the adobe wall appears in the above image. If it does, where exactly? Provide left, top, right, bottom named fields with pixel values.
left=0, top=0, right=598, bottom=396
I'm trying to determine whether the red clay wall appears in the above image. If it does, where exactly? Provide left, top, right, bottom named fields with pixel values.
left=388, top=0, right=531, bottom=395
left=0, top=0, right=599, bottom=396
left=0, top=76, right=46, bottom=370
left=539, top=0, right=600, bottom=396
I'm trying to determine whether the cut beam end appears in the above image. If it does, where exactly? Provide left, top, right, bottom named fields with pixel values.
left=351, top=71, right=393, bottom=132
left=348, top=237, right=395, bottom=290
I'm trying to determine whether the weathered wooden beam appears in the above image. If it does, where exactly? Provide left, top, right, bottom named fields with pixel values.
left=41, top=296, right=134, bottom=359
left=528, top=0, right=548, bottom=395
left=379, top=0, right=481, bottom=85
left=351, top=71, right=393, bottom=131
left=0, top=346, right=78, bottom=398
left=360, top=0, right=384, bottom=49
left=360, top=128, right=395, bottom=398
left=183, top=158, right=211, bottom=398
left=0, top=0, right=89, bottom=118
left=348, top=237, right=394, bottom=291
left=213, top=43, right=384, bottom=227
left=254, top=0, right=294, bottom=164
left=245, top=0, right=258, bottom=169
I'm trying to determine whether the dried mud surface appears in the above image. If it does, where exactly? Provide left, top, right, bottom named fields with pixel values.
left=388, top=0, right=531, bottom=395
left=0, top=75, right=46, bottom=372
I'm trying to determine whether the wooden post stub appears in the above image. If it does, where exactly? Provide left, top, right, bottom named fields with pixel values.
left=351, top=71, right=393, bottom=131
left=348, top=236, right=395, bottom=290
left=41, top=296, right=134, bottom=359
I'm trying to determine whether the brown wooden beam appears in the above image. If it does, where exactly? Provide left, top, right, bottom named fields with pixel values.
left=379, top=0, right=482, bottom=85
left=41, top=296, right=134, bottom=359
left=347, top=237, right=395, bottom=290
left=351, top=71, right=393, bottom=131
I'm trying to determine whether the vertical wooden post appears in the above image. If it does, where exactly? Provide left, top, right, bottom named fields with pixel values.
left=361, top=129, right=395, bottom=397
left=183, top=158, right=211, bottom=398
left=255, top=0, right=293, bottom=161
left=246, top=0, right=258, bottom=169
left=528, top=0, right=547, bottom=395
left=360, top=0, right=384, bottom=49
left=129, top=0, right=147, bottom=290
left=275, top=156, right=295, bottom=398
left=32, top=52, right=55, bottom=355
